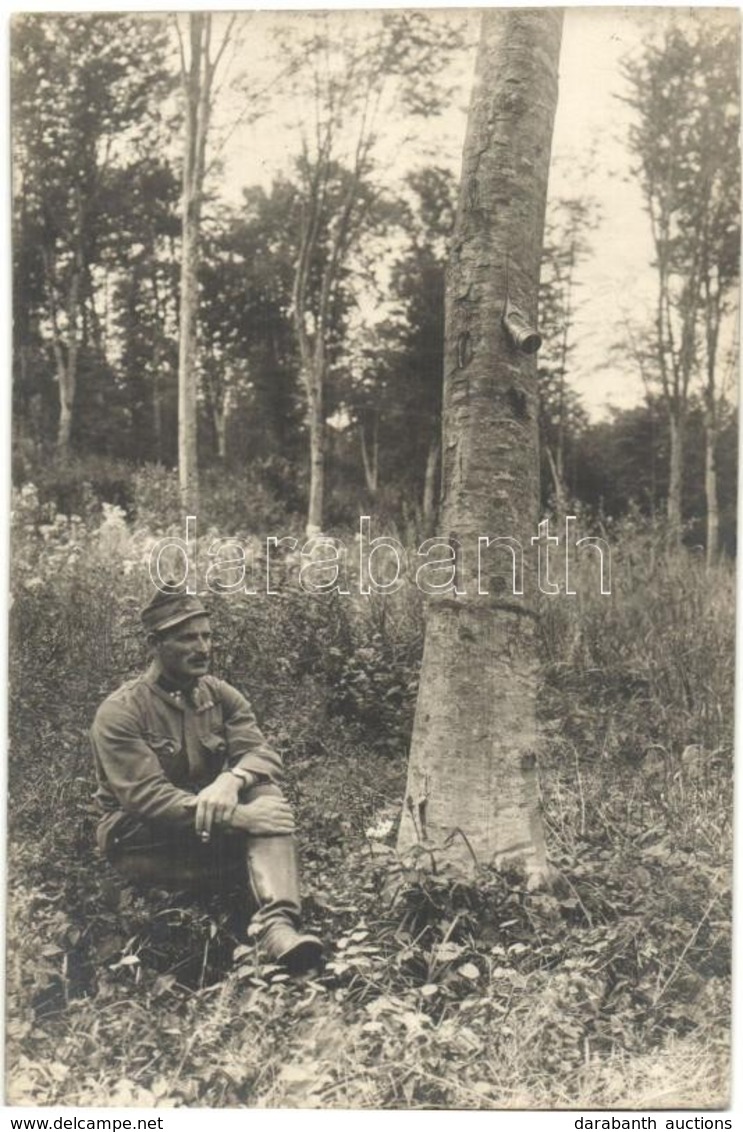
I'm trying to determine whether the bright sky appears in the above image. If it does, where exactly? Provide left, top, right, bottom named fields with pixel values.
left=554, top=8, right=739, bottom=418
left=551, top=7, right=658, bottom=416
left=177, top=9, right=740, bottom=420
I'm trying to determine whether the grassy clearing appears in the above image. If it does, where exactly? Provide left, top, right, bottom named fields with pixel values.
left=5, top=492, right=733, bottom=1108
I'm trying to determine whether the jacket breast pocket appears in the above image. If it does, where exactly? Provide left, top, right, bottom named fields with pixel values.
left=145, top=734, right=185, bottom=782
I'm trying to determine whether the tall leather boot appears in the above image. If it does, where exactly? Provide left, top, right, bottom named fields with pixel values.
left=245, top=834, right=324, bottom=974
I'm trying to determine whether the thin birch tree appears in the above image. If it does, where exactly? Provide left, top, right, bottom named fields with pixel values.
left=282, top=12, right=466, bottom=535
left=623, top=14, right=740, bottom=549
left=174, top=12, right=236, bottom=515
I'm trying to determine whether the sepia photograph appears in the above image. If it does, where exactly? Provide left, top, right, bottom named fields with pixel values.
left=5, top=5, right=738, bottom=1112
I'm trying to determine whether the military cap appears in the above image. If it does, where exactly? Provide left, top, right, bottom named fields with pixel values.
left=141, top=583, right=209, bottom=635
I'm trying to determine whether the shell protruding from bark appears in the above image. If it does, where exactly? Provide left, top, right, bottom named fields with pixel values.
left=502, top=302, right=542, bottom=354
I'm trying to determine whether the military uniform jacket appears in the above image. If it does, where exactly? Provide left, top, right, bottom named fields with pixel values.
left=90, top=664, right=284, bottom=853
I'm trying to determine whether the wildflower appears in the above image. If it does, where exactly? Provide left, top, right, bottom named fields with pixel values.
left=365, top=818, right=394, bottom=841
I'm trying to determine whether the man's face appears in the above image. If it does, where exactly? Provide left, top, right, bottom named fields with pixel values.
left=154, top=615, right=212, bottom=685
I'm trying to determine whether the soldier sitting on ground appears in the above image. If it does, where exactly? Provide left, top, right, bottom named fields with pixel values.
left=90, top=585, right=323, bottom=975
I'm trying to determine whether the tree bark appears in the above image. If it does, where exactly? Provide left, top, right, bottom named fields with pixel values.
left=397, top=8, right=563, bottom=884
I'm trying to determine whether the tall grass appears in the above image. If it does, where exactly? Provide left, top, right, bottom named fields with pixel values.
left=5, top=488, right=734, bottom=1107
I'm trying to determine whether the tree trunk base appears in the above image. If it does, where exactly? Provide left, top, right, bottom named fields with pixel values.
left=397, top=603, right=550, bottom=886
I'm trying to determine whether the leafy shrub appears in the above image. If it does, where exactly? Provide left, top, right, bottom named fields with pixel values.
left=539, top=510, right=735, bottom=758
left=329, top=632, right=420, bottom=754
left=131, top=464, right=182, bottom=529
left=12, top=450, right=137, bottom=519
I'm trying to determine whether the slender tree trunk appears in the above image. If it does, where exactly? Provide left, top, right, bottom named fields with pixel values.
left=46, top=192, right=84, bottom=454
left=701, top=275, right=723, bottom=566
left=153, top=366, right=163, bottom=463
left=292, top=249, right=327, bottom=535
left=56, top=385, right=74, bottom=451
left=54, top=319, right=76, bottom=452
left=177, top=13, right=214, bottom=517
left=667, top=408, right=684, bottom=543
left=178, top=215, right=200, bottom=514
left=397, top=8, right=562, bottom=884
left=291, top=90, right=370, bottom=536
left=212, top=409, right=225, bottom=461
left=213, top=391, right=230, bottom=462
left=555, top=399, right=565, bottom=487
left=360, top=414, right=379, bottom=496
left=704, top=408, right=719, bottom=564
left=422, top=432, right=440, bottom=535
left=151, top=267, right=165, bottom=463
left=546, top=444, right=565, bottom=512
left=51, top=273, right=81, bottom=453
left=652, top=233, right=694, bottom=550
left=178, top=25, right=201, bottom=516
left=293, top=303, right=326, bottom=534
left=306, top=372, right=325, bottom=535
left=554, top=273, right=571, bottom=510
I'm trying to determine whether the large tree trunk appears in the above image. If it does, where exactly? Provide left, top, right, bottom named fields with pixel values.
left=397, top=8, right=563, bottom=884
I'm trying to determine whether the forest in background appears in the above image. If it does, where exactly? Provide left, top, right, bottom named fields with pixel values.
left=11, top=10, right=740, bottom=551
left=6, top=8, right=738, bottom=1111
